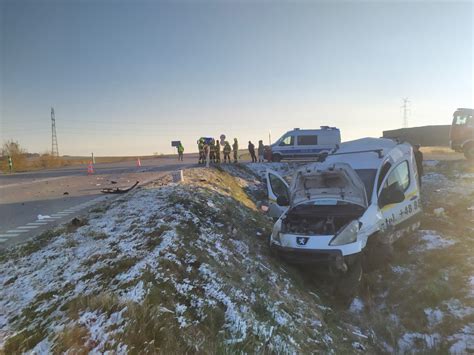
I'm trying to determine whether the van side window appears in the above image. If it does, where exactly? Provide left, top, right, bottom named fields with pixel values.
left=384, top=161, right=410, bottom=191
left=279, top=135, right=294, bottom=146
left=377, top=162, right=391, bottom=192
left=297, top=135, right=318, bottom=145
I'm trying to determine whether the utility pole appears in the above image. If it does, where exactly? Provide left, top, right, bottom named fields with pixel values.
left=401, top=98, right=410, bottom=128
left=51, top=107, right=59, bottom=157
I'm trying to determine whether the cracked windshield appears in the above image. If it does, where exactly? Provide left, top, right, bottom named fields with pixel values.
left=0, top=0, right=473, bottom=353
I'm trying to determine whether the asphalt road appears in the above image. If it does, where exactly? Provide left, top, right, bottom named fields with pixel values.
left=0, top=156, right=195, bottom=249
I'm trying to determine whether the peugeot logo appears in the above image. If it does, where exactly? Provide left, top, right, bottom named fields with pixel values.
left=296, top=237, right=309, bottom=246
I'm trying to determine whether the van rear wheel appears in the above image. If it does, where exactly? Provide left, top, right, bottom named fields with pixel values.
left=463, top=143, right=474, bottom=160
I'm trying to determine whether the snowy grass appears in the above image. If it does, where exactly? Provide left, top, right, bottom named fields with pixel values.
left=0, top=167, right=366, bottom=353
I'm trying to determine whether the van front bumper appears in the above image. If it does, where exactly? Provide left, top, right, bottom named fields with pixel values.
left=270, top=243, right=359, bottom=270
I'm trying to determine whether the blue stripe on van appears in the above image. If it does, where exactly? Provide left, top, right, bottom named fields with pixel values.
left=279, top=148, right=329, bottom=155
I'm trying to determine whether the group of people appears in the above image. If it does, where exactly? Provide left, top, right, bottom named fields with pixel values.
left=197, top=138, right=239, bottom=164
left=247, top=140, right=266, bottom=163
left=196, top=138, right=266, bottom=165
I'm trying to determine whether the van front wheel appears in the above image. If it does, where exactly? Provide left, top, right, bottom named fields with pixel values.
left=272, top=154, right=282, bottom=162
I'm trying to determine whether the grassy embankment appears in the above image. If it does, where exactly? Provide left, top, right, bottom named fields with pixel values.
left=0, top=165, right=371, bottom=353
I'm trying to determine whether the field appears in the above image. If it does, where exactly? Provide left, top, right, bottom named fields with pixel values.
left=0, top=154, right=180, bottom=174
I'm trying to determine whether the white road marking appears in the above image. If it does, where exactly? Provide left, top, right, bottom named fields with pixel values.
left=0, top=234, right=19, bottom=238
left=17, top=226, right=40, bottom=229
left=0, top=238, right=8, bottom=243
left=7, top=229, right=29, bottom=233
left=48, top=216, right=63, bottom=219
left=27, top=222, right=48, bottom=226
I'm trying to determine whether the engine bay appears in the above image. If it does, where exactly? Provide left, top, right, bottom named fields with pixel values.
left=281, top=203, right=365, bottom=235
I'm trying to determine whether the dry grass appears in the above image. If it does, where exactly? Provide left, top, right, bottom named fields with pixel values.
left=421, top=146, right=464, bottom=161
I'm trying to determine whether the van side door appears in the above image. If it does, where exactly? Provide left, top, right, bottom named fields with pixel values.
left=296, top=135, right=319, bottom=158
left=377, top=160, right=421, bottom=242
left=265, top=169, right=290, bottom=218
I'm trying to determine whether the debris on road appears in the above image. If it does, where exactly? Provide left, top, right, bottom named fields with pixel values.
left=100, top=181, right=139, bottom=194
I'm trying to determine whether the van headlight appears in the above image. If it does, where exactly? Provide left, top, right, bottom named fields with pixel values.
left=329, top=220, right=359, bottom=246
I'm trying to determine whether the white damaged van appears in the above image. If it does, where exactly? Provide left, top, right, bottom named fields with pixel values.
left=267, top=138, right=422, bottom=272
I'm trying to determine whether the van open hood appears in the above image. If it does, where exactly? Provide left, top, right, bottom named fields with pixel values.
left=290, top=162, right=368, bottom=208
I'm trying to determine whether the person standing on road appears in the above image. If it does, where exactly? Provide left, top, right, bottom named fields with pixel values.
left=258, top=140, right=265, bottom=162
left=198, top=139, right=204, bottom=164
left=223, top=141, right=232, bottom=163
left=215, top=140, right=221, bottom=164
left=233, top=138, right=239, bottom=163
left=203, top=141, right=211, bottom=167
left=209, top=140, right=216, bottom=163
left=177, top=143, right=184, bottom=161
left=413, top=144, right=424, bottom=187
left=8, top=155, right=13, bottom=173
left=248, top=141, right=257, bottom=163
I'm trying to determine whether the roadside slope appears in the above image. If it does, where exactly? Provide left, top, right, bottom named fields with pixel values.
left=0, top=166, right=372, bottom=353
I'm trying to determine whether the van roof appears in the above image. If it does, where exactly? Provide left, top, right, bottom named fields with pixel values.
left=324, top=137, right=407, bottom=170
left=286, top=127, right=340, bottom=133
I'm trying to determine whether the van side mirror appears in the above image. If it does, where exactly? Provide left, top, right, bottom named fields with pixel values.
left=276, top=195, right=290, bottom=206
left=379, top=183, right=405, bottom=207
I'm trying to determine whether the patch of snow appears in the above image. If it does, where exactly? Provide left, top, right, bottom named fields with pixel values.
left=28, top=337, right=52, bottom=354
left=78, top=308, right=127, bottom=353
left=120, top=280, right=146, bottom=303
left=398, top=332, right=441, bottom=352
left=349, top=298, right=364, bottom=313
left=244, top=162, right=292, bottom=180
left=468, top=276, right=474, bottom=299
left=444, top=299, right=474, bottom=319
left=411, top=230, right=456, bottom=253
left=457, top=173, right=474, bottom=179
left=352, top=341, right=366, bottom=351
left=448, top=324, right=474, bottom=354
left=391, top=265, right=410, bottom=274
left=424, top=308, right=444, bottom=327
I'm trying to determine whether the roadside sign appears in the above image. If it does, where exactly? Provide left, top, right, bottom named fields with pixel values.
left=171, top=141, right=181, bottom=147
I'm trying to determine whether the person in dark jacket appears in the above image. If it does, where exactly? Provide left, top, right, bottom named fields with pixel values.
left=413, top=144, right=423, bottom=187
left=258, top=140, right=265, bottom=162
left=248, top=141, right=257, bottom=163
left=215, top=140, right=221, bottom=164
left=232, top=138, right=239, bottom=163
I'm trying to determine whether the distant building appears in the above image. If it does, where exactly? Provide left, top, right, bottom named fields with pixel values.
left=383, top=125, right=450, bottom=146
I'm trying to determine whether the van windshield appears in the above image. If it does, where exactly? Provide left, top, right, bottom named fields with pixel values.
left=453, top=111, right=473, bottom=125
left=355, top=169, right=377, bottom=202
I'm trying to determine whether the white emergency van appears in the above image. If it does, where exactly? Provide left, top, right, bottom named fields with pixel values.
left=269, top=127, right=341, bottom=162
left=266, top=138, right=422, bottom=273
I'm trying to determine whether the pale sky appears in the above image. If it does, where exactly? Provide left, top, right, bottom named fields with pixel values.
left=1, top=0, right=473, bottom=156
